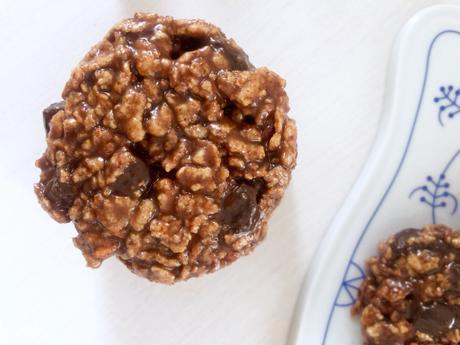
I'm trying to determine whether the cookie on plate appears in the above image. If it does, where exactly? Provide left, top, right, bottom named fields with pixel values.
left=353, top=225, right=460, bottom=344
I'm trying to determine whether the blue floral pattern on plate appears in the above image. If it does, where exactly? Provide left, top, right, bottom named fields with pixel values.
left=410, top=150, right=460, bottom=223
left=435, top=85, right=460, bottom=126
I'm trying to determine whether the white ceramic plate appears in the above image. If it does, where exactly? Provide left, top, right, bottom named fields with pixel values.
left=289, top=5, right=460, bottom=345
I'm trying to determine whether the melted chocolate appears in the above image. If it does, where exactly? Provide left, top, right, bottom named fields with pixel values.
left=391, top=228, right=460, bottom=264
left=210, top=38, right=253, bottom=71
left=170, top=34, right=252, bottom=71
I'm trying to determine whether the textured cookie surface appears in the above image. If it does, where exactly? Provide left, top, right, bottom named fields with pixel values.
left=353, top=225, right=460, bottom=344
left=35, top=13, right=297, bottom=283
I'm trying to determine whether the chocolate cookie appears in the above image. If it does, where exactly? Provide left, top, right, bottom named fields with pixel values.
left=353, top=225, right=460, bottom=344
left=35, top=13, right=297, bottom=283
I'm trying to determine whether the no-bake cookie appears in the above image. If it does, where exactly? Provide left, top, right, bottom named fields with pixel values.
left=35, top=13, right=297, bottom=283
left=353, top=225, right=460, bottom=344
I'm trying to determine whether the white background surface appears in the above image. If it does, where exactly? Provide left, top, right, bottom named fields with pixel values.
left=1, top=1, right=460, bottom=345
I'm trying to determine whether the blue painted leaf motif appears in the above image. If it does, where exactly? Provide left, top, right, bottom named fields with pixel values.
left=335, top=261, right=365, bottom=307
left=434, top=85, right=460, bottom=126
left=409, top=150, right=460, bottom=223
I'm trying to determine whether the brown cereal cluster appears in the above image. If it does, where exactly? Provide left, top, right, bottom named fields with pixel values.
left=35, top=13, right=297, bottom=283
left=353, top=225, right=460, bottom=344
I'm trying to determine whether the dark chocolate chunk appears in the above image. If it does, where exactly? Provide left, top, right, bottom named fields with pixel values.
left=42, top=101, right=65, bottom=133
left=413, top=303, right=460, bottom=337
left=44, top=177, right=77, bottom=212
left=217, top=182, right=261, bottom=233
left=390, top=228, right=420, bottom=258
left=110, top=158, right=151, bottom=197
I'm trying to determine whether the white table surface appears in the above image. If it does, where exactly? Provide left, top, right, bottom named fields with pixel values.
left=2, top=1, right=460, bottom=344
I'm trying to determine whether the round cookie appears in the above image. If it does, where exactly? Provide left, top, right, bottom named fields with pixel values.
left=353, top=225, right=460, bottom=344
left=35, top=13, right=297, bottom=283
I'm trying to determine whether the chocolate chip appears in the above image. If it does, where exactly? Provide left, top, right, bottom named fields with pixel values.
left=217, top=181, right=261, bottom=233
left=44, top=177, right=77, bottom=212
left=171, top=35, right=210, bottom=59
left=125, top=28, right=154, bottom=46
left=42, top=101, right=65, bottom=133
left=390, top=228, right=420, bottom=258
left=413, top=303, right=460, bottom=337
left=110, top=158, right=151, bottom=197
